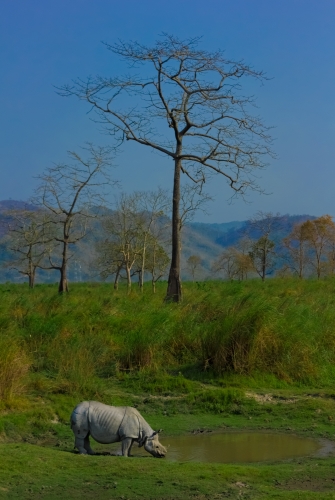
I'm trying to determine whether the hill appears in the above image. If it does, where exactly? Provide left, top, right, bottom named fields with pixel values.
left=0, top=199, right=316, bottom=284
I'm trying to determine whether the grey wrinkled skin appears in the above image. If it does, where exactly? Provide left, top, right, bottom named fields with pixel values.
left=70, top=401, right=167, bottom=458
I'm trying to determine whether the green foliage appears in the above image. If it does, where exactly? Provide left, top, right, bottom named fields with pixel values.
left=186, top=388, right=243, bottom=413
left=2, top=278, right=335, bottom=400
left=118, top=370, right=197, bottom=395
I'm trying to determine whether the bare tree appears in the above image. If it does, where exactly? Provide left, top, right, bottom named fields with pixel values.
left=235, top=237, right=255, bottom=280
left=301, top=215, right=335, bottom=279
left=212, top=243, right=254, bottom=281
left=249, top=236, right=275, bottom=281
left=2, top=209, right=54, bottom=287
left=246, top=211, right=282, bottom=281
left=99, top=194, right=144, bottom=292
left=135, top=188, right=170, bottom=291
left=282, top=221, right=311, bottom=279
left=94, top=239, right=125, bottom=290
left=96, top=189, right=170, bottom=292
left=144, top=239, right=170, bottom=293
left=34, top=145, right=114, bottom=293
left=60, top=35, right=273, bottom=302
left=186, top=254, right=202, bottom=281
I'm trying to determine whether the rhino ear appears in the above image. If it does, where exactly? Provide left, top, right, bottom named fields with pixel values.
left=153, top=429, right=163, bottom=436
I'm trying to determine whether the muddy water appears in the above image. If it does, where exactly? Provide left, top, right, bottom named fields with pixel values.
left=159, top=431, right=321, bottom=463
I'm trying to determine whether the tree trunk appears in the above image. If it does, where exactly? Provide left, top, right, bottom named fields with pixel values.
left=28, top=270, right=35, bottom=288
left=166, top=155, right=182, bottom=302
left=28, top=256, right=35, bottom=288
left=59, top=267, right=69, bottom=292
left=140, top=244, right=146, bottom=293
left=114, top=267, right=120, bottom=290
left=58, top=240, right=69, bottom=293
left=126, top=265, right=132, bottom=293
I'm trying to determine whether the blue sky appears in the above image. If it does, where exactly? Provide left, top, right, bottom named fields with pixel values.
left=1, top=0, right=334, bottom=222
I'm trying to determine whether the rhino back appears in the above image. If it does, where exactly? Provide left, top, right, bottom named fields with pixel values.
left=119, top=407, right=154, bottom=443
left=88, top=402, right=127, bottom=444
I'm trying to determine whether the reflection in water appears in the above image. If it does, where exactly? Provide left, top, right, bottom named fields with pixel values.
left=161, top=432, right=320, bottom=463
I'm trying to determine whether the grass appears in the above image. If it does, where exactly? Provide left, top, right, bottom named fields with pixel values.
left=1, top=279, right=335, bottom=497
left=4, top=279, right=335, bottom=386
left=3, top=442, right=335, bottom=499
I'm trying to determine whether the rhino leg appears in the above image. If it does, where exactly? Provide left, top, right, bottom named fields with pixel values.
left=75, top=436, right=88, bottom=454
left=121, top=437, right=134, bottom=457
left=84, top=435, right=95, bottom=455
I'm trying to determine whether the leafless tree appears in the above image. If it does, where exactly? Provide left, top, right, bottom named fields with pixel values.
left=186, top=254, right=202, bottom=281
left=212, top=243, right=254, bottom=281
left=2, top=209, right=54, bottom=287
left=96, top=189, right=170, bottom=291
left=282, top=221, right=311, bottom=279
left=144, top=239, right=170, bottom=293
left=135, top=188, right=170, bottom=291
left=249, top=236, right=276, bottom=281
left=99, top=194, right=144, bottom=292
left=59, top=35, right=273, bottom=301
left=246, top=211, right=282, bottom=281
left=301, top=215, right=335, bottom=279
left=94, top=239, right=125, bottom=290
left=34, top=145, right=114, bottom=293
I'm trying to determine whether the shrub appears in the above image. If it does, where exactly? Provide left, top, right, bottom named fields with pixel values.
left=187, top=388, right=243, bottom=413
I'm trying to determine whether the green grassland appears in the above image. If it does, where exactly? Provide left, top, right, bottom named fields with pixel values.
left=1, top=279, right=335, bottom=499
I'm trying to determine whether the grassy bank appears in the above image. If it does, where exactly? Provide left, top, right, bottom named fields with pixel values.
left=1, top=279, right=335, bottom=498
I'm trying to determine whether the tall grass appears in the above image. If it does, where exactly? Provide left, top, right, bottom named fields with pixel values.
left=0, top=335, right=31, bottom=402
left=1, top=279, right=335, bottom=396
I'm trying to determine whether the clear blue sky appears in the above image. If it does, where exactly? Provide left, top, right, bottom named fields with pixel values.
left=1, top=0, right=334, bottom=222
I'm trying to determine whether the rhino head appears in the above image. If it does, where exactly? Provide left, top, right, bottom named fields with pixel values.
left=143, top=430, right=167, bottom=458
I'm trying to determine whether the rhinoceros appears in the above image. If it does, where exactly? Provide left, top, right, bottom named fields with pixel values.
left=70, top=401, right=167, bottom=458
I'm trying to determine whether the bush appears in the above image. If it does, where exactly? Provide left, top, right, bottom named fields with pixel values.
left=187, top=388, right=243, bottom=413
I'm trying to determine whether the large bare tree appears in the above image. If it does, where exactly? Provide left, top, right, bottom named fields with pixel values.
left=34, top=145, right=114, bottom=293
left=60, top=35, right=273, bottom=301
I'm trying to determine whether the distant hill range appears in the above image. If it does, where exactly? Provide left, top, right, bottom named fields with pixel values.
left=0, top=199, right=314, bottom=284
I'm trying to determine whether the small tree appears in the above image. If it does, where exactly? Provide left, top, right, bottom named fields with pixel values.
left=96, top=189, right=169, bottom=291
left=302, top=215, right=335, bottom=279
left=249, top=236, right=275, bottom=281
left=98, top=194, right=142, bottom=292
left=282, top=221, right=311, bottom=278
left=246, top=211, right=282, bottom=281
left=134, top=188, right=169, bottom=291
left=34, top=145, right=114, bottom=293
left=186, top=254, right=202, bottom=281
left=60, top=35, right=273, bottom=302
left=212, top=244, right=254, bottom=281
left=145, top=239, right=170, bottom=293
left=94, top=239, right=125, bottom=289
left=3, top=209, right=54, bottom=287
left=235, top=237, right=255, bottom=280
